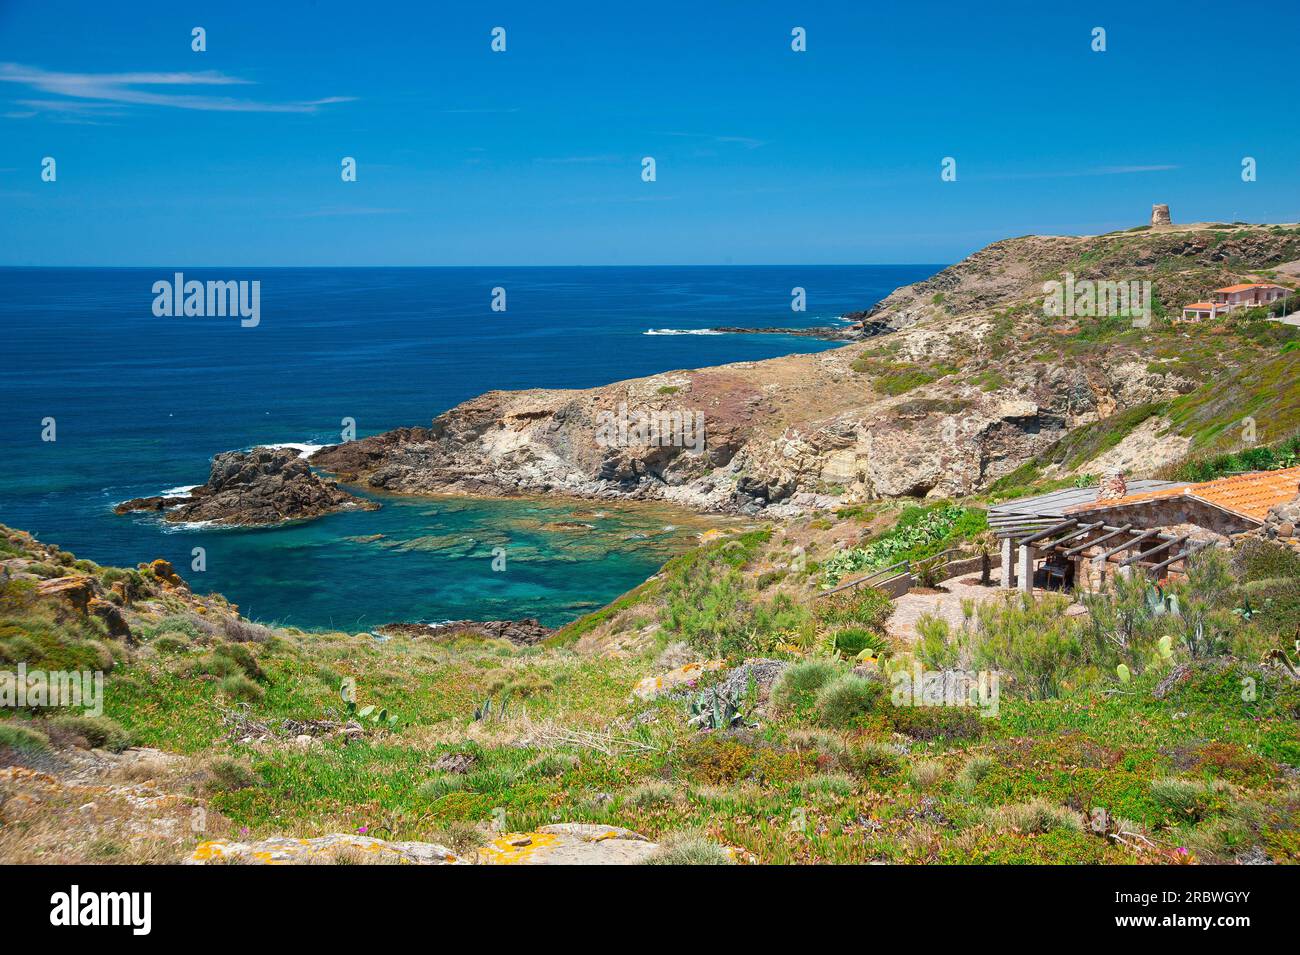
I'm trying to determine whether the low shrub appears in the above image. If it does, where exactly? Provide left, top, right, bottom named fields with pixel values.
left=816, top=588, right=893, bottom=631
left=204, top=756, right=261, bottom=792
left=832, top=626, right=889, bottom=658
left=837, top=740, right=903, bottom=778
left=815, top=674, right=886, bottom=728
left=1233, top=539, right=1300, bottom=584
left=956, top=754, right=995, bottom=792
left=419, top=774, right=470, bottom=800
left=430, top=820, right=488, bottom=855
left=0, top=635, right=40, bottom=664
left=642, top=830, right=734, bottom=865
left=623, top=781, right=678, bottom=808
left=799, top=773, right=855, bottom=797
left=47, top=714, right=133, bottom=752
left=916, top=615, right=958, bottom=669
left=528, top=751, right=579, bottom=777
left=770, top=659, right=842, bottom=712
left=909, top=759, right=946, bottom=790
left=0, top=722, right=50, bottom=754
left=221, top=617, right=273, bottom=644
left=972, top=593, right=1081, bottom=699
left=888, top=705, right=984, bottom=741
left=1150, top=777, right=1232, bottom=823
left=217, top=674, right=265, bottom=702
left=150, top=633, right=191, bottom=654
left=989, top=799, right=1083, bottom=834
left=214, top=642, right=266, bottom=682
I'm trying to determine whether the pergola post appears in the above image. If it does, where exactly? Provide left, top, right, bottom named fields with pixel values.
left=1017, top=543, right=1036, bottom=593
left=1001, top=537, right=1015, bottom=588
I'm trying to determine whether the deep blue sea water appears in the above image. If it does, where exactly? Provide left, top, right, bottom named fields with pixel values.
left=0, top=266, right=937, bottom=630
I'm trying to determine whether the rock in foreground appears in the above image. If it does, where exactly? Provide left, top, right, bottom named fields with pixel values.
left=115, top=447, right=379, bottom=527
left=376, top=618, right=555, bottom=646
left=187, top=824, right=658, bottom=865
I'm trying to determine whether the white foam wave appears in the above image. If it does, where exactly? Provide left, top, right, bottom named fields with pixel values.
left=258, top=442, right=334, bottom=459
left=643, top=328, right=725, bottom=336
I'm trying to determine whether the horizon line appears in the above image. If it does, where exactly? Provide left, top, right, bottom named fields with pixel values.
left=0, top=261, right=951, bottom=269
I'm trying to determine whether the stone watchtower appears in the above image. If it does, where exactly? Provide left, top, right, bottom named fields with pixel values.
left=1151, top=203, right=1172, bottom=226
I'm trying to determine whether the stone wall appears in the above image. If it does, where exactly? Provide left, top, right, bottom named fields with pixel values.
left=1076, top=497, right=1255, bottom=539
left=1257, top=493, right=1300, bottom=552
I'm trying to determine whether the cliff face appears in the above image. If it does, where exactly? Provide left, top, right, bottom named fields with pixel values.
left=312, top=223, right=1300, bottom=513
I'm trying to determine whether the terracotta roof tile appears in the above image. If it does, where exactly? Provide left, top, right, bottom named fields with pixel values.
left=1213, top=283, right=1284, bottom=293
left=1066, top=466, right=1300, bottom=524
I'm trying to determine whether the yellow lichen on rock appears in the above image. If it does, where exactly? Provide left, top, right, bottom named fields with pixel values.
left=631, top=659, right=725, bottom=700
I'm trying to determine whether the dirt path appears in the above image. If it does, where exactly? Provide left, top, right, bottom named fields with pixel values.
left=886, top=573, right=1012, bottom=643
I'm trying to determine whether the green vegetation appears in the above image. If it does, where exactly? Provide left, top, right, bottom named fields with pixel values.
left=822, top=504, right=987, bottom=584
left=1166, top=433, right=1300, bottom=483
left=850, top=355, right=960, bottom=395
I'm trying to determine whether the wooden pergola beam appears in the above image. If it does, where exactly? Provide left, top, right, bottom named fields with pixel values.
left=1096, top=528, right=1157, bottom=561
left=1043, top=521, right=1106, bottom=550
left=1064, top=523, right=1133, bottom=556
left=1147, top=540, right=1208, bottom=575
left=1122, top=535, right=1188, bottom=568
left=1017, top=519, right=1079, bottom=546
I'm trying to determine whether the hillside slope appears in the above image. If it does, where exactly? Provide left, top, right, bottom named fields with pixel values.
left=312, top=223, right=1300, bottom=512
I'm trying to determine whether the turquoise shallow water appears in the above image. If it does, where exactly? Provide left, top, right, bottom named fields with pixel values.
left=129, top=492, right=721, bottom=631
left=0, top=265, right=937, bottom=629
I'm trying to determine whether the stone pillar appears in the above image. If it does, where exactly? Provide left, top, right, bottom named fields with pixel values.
left=1017, top=544, right=1036, bottom=593
left=1087, top=556, right=1104, bottom=591
left=1001, top=537, right=1015, bottom=588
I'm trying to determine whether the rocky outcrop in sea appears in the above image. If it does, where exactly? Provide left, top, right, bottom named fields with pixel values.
left=115, top=446, right=379, bottom=527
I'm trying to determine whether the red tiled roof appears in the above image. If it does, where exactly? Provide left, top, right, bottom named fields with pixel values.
left=1213, top=283, right=1284, bottom=294
left=1066, top=466, right=1300, bottom=524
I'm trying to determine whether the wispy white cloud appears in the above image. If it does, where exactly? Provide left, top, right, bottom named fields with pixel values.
left=0, top=63, right=354, bottom=115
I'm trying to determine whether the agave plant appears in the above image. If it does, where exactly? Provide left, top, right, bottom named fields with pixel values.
left=473, top=694, right=511, bottom=723
left=686, top=685, right=747, bottom=731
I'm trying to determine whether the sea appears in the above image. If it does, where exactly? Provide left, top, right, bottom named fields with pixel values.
left=0, top=265, right=938, bottom=630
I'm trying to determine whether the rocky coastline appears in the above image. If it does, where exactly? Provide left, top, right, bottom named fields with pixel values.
left=140, top=224, right=1297, bottom=522
left=115, top=446, right=380, bottom=527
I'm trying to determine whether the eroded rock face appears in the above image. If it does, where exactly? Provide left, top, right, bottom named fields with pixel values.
left=303, top=341, right=1193, bottom=514
left=116, top=447, right=379, bottom=527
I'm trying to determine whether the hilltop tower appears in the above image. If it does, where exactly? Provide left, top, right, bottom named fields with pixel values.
left=1151, top=203, right=1172, bottom=226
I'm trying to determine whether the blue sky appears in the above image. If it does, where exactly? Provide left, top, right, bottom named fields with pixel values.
left=0, top=0, right=1296, bottom=266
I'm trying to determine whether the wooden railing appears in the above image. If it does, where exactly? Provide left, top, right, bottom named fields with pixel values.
left=818, top=546, right=982, bottom=599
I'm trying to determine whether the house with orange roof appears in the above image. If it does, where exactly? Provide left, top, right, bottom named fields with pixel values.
left=1065, top=466, right=1300, bottom=537
left=1211, top=283, right=1287, bottom=309
left=990, top=468, right=1300, bottom=593
left=1180, top=301, right=1228, bottom=321
left=1181, top=283, right=1288, bottom=321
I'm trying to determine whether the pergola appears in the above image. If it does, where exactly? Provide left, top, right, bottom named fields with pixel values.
left=1005, top=518, right=1209, bottom=593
